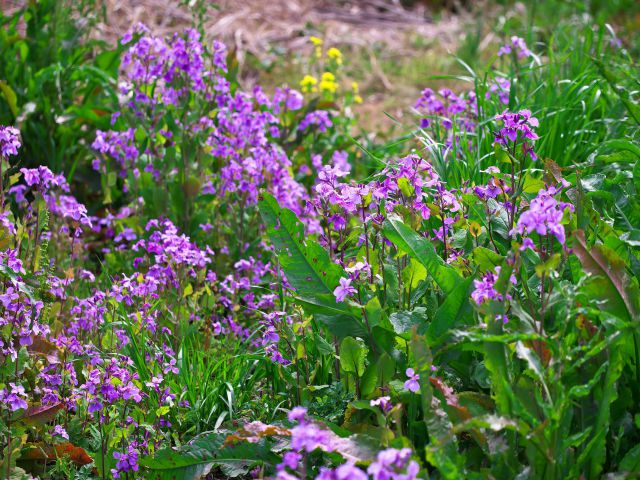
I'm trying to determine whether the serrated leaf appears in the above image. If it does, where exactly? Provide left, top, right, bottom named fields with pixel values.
left=258, top=194, right=363, bottom=337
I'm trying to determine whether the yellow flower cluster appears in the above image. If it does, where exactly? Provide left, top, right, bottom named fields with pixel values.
left=310, top=36, right=323, bottom=59
left=300, top=74, right=318, bottom=93
left=351, top=81, right=363, bottom=104
left=319, top=72, right=338, bottom=93
left=327, top=47, right=343, bottom=65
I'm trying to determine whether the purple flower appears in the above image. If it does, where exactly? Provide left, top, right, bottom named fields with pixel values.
left=298, top=110, right=333, bottom=133
left=367, top=448, right=421, bottom=480
left=291, top=421, right=333, bottom=453
left=498, top=36, right=532, bottom=59
left=52, top=425, right=69, bottom=440
left=471, top=266, right=517, bottom=305
left=288, top=406, right=308, bottom=423
left=285, top=89, right=304, bottom=111
left=486, top=77, right=511, bottom=105
left=404, top=368, right=420, bottom=393
left=333, top=277, right=356, bottom=302
left=512, top=185, right=573, bottom=246
left=370, top=396, right=393, bottom=413
left=494, top=110, right=539, bottom=161
left=317, top=463, right=368, bottom=480
left=0, top=383, right=28, bottom=412
left=111, top=445, right=139, bottom=479
left=0, top=126, right=21, bottom=158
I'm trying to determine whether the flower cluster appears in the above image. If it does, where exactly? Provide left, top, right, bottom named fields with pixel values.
left=494, top=109, right=539, bottom=161
left=0, top=383, right=28, bottom=412
left=404, top=368, right=420, bottom=393
left=367, top=448, right=421, bottom=480
left=82, top=357, right=143, bottom=414
left=0, top=126, right=20, bottom=158
left=498, top=36, right=533, bottom=60
left=471, top=265, right=517, bottom=307
left=512, top=183, right=573, bottom=248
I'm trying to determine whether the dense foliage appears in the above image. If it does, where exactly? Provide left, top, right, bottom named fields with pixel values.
left=0, top=1, right=639, bottom=479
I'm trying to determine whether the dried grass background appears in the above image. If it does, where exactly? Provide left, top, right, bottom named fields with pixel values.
left=96, top=0, right=474, bottom=132
left=2, top=0, right=479, bottom=132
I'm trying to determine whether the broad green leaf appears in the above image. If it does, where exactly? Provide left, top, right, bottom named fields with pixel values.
left=534, top=253, right=561, bottom=277
left=619, top=230, right=640, bottom=248
left=402, top=258, right=427, bottom=289
left=522, top=174, right=546, bottom=194
left=259, top=194, right=362, bottom=333
left=0, top=80, right=18, bottom=117
left=140, top=432, right=277, bottom=480
left=340, top=336, right=367, bottom=377
left=472, top=247, right=504, bottom=273
left=515, top=342, right=550, bottom=399
left=383, top=215, right=461, bottom=295
left=258, top=193, right=344, bottom=298
left=572, top=230, right=640, bottom=321
left=575, top=346, right=624, bottom=479
left=389, top=308, right=428, bottom=336
left=360, top=362, right=378, bottom=397
left=428, top=275, right=474, bottom=345
left=619, top=443, right=640, bottom=473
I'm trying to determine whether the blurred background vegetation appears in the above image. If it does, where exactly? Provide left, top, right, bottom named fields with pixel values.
left=1, top=0, right=638, bottom=181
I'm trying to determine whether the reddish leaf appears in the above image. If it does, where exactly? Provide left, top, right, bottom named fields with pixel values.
left=572, top=230, right=640, bottom=321
left=430, top=377, right=471, bottom=422
left=22, top=442, right=93, bottom=466
left=224, top=421, right=290, bottom=446
left=27, top=336, right=62, bottom=364
left=19, top=403, right=63, bottom=426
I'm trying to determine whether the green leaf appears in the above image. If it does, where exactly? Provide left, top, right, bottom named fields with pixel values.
left=383, top=215, right=461, bottom=295
left=522, top=174, right=546, bottom=194
left=360, top=363, right=378, bottom=397
left=389, top=308, right=428, bottom=336
left=402, top=258, right=427, bottom=289
left=428, top=275, right=474, bottom=345
left=259, top=193, right=343, bottom=298
left=515, top=342, right=550, bottom=399
left=599, top=139, right=640, bottom=159
left=534, top=253, right=561, bottom=277
left=258, top=193, right=362, bottom=333
left=0, top=80, right=18, bottom=117
left=582, top=346, right=623, bottom=479
left=340, top=337, right=367, bottom=377
left=619, top=443, right=640, bottom=473
left=572, top=230, right=640, bottom=321
left=472, top=247, right=504, bottom=273
left=314, top=311, right=369, bottom=339
left=410, top=333, right=463, bottom=477
left=619, top=230, right=640, bottom=248
left=140, top=433, right=277, bottom=480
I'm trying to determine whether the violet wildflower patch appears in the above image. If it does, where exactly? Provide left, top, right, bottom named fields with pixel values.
left=0, top=4, right=639, bottom=479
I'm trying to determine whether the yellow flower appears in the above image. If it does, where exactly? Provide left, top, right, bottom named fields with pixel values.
left=354, top=95, right=363, bottom=104
left=351, top=81, right=359, bottom=93
left=320, top=81, right=338, bottom=93
left=310, top=36, right=323, bottom=58
left=300, top=75, right=318, bottom=93
left=327, top=47, right=343, bottom=65
left=319, top=72, right=338, bottom=93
